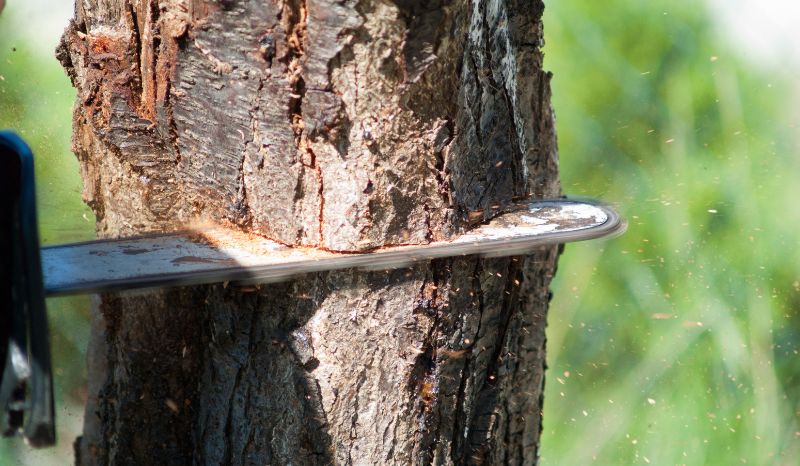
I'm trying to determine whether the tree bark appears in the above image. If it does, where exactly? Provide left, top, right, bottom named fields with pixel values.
left=57, top=0, right=560, bottom=464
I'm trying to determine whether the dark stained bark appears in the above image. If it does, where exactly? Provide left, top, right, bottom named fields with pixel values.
left=58, top=0, right=561, bottom=464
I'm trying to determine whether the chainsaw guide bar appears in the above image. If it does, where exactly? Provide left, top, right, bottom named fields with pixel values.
left=42, top=199, right=624, bottom=297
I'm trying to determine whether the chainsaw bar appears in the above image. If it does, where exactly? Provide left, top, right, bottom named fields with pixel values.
left=42, top=199, right=624, bottom=297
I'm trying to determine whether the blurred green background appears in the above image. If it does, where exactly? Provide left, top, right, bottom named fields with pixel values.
left=1, top=0, right=798, bottom=464
left=541, top=1, right=800, bottom=465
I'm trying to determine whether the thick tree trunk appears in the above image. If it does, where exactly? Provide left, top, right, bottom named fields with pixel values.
left=57, top=0, right=560, bottom=464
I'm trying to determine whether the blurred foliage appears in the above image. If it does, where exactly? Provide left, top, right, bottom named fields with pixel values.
left=0, top=7, right=93, bottom=465
left=541, top=1, right=800, bottom=465
left=1, top=0, right=799, bottom=465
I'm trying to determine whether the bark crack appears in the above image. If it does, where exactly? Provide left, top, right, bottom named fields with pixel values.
left=465, top=258, right=522, bottom=463
left=401, top=262, right=458, bottom=461
left=164, top=78, right=181, bottom=165
left=433, top=118, right=454, bottom=209
left=423, top=203, right=433, bottom=242
left=479, top=2, right=523, bottom=197
left=279, top=0, right=317, bottom=244
left=126, top=3, right=144, bottom=113
left=316, top=155, right=324, bottom=245
left=231, top=78, right=263, bottom=227
left=154, top=2, right=187, bottom=165
left=467, top=52, right=485, bottom=150
left=450, top=258, right=484, bottom=463
left=348, top=367, right=368, bottom=464
left=484, top=260, right=521, bottom=385
left=222, top=366, right=243, bottom=466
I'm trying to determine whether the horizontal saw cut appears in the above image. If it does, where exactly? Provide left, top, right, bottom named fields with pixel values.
left=42, top=199, right=624, bottom=297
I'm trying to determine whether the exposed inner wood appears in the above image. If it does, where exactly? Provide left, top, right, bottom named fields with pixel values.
left=58, top=0, right=561, bottom=464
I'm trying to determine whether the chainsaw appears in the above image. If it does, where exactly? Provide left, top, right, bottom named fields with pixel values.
left=0, top=130, right=624, bottom=447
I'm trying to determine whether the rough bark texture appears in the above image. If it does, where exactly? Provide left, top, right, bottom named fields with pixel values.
left=58, top=0, right=561, bottom=464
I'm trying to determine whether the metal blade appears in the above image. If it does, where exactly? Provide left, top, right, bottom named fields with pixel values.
left=42, top=199, right=624, bottom=297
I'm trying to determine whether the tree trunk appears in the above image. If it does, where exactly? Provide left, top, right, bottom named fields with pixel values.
left=57, top=0, right=560, bottom=464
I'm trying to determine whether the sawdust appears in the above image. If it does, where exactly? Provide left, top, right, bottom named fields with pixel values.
left=181, top=217, right=335, bottom=263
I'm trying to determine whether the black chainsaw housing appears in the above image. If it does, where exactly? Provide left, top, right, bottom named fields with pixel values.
left=0, top=131, right=55, bottom=447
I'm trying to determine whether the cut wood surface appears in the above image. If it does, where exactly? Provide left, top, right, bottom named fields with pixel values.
left=58, top=0, right=561, bottom=464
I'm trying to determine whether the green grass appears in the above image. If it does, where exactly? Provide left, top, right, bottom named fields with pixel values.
left=541, top=1, right=800, bottom=464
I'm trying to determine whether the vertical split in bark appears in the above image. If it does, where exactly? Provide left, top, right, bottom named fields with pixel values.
left=58, top=0, right=561, bottom=464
